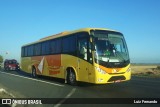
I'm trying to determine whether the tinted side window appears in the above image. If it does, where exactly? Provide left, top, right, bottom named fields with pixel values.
left=21, top=47, right=25, bottom=57
left=56, top=39, right=62, bottom=53
left=77, top=32, right=92, bottom=63
left=78, top=38, right=88, bottom=60
left=42, top=41, right=50, bottom=55
left=62, top=35, right=76, bottom=55
left=34, top=43, right=41, bottom=56
left=50, top=38, right=62, bottom=54
left=24, top=47, right=28, bottom=57
left=50, top=40, right=56, bottom=54
left=62, top=37, right=70, bottom=53
left=28, top=45, right=34, bottom=56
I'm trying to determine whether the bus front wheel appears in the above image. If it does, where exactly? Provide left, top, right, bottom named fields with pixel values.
left=67, top=68, right=77, bottom=86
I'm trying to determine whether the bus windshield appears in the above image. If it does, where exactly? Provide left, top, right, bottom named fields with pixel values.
left=92, top=30, right=130, bottom=67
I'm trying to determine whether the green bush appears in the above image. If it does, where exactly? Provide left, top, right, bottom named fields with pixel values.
left=0, top=55, right=3, bottom=63
left=157, top=66, right=160, bottom=70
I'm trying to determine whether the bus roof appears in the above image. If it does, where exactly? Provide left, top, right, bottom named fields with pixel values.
left=22, top=28, right=118, bottom=47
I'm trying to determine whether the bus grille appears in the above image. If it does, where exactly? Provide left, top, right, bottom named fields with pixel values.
left=108, top=76, right=126, bottom=82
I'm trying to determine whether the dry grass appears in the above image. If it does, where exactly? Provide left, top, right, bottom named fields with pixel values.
left=131, top=65, right=160, bottom=77
left=0, top=88, right=25, bottom=107
left=0, top=89, right=13, bottom=107
left=0, top=89, right=14, bottom=98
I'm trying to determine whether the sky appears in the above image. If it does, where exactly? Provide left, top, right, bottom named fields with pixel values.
left=0, top=0, right=160, bottom=63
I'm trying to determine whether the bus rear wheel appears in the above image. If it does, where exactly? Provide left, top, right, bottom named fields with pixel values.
left=32, top=67, right=37, bottom=78
left=67, top=68, right=77, bottom=86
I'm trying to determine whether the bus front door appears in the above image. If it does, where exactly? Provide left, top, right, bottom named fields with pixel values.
left=77, top=35, right=89, bottom=82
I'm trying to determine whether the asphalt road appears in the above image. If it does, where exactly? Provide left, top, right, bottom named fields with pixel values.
left=0, top=69, right=160, bottom=107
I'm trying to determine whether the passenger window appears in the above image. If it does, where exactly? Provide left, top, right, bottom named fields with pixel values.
left=88, top=41, right=93, bottom=63
left=42, top=41, right=50, bottom=55
left=62, top=35, right=76, bottom=55
left=25, top=47, right=28, bottom=56
left=50, top=40, right=56, bottom=54
left=34, top=43, right=41, bottom=55
left=77, top=32, right=92, bottom=63
left=56, top=39, right=62, bottom=53
left=78, top=38, right=87, bottom=60
left=50, top=39, right=62, bottom=54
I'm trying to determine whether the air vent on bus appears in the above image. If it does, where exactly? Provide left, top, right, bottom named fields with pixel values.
left=108, top=76, right=126, bottom=82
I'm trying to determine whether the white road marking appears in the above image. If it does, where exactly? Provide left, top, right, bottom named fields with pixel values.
left=0, top=88, right=16, bottom=107
left=0, top=71, right=64, bottom=87
left=0, top=88, right=6, bottom=92
left=54, top=88, right=76, bottom=107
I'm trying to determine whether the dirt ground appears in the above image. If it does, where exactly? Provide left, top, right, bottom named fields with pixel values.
left=131, top=64, right=160, bottom=77
left=0, top=89, right=13, bottom=107
left=0, top=90, right=13, bottom=98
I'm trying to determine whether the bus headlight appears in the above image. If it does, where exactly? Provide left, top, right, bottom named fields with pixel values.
left=95, top=67, right=106, bottom=74
left=126, top=68, right=131, bottom=72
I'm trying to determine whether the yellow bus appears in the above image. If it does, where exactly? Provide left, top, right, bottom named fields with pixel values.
left=21, top=28, right=131, bottom=85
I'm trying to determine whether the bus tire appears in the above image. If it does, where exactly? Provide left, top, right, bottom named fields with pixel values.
left=67, top=68, right=77, bottom=86
left=32, top=67, right=37, bottom=78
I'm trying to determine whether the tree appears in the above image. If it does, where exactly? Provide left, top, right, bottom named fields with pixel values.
left=0, top=55, right=3, bottom=64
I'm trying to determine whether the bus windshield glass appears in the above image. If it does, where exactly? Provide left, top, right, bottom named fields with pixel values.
left=92, top=30, right=129, bottom=67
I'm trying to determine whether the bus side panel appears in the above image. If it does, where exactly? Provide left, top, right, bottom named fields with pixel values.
left=22, top=55, right=64, bottom=78
left=45, top=55, right=62, bottom=78
left=31, top=56, right=43, bottom=75
left=21, top=57, right=32, bottom=73
left=88, top=63, right=97, bottom=83
left=31, top=55, right=62, bottom=77
left=61, top=54, right=78, bottom=80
